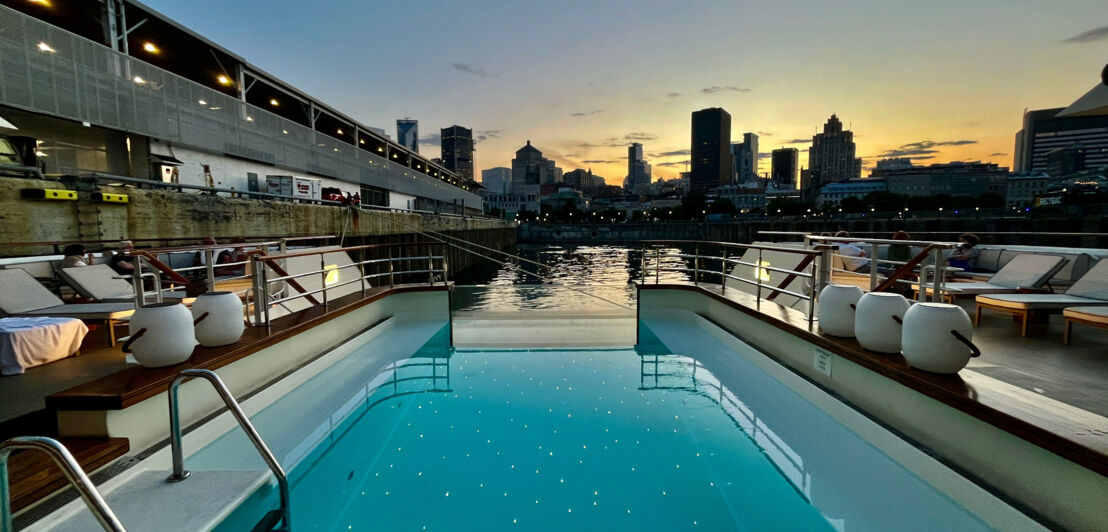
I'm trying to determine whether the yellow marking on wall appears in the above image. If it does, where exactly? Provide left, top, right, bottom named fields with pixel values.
left=754, top=260, right=772, bottom=283
left=324, top=264, right=339, bottom=286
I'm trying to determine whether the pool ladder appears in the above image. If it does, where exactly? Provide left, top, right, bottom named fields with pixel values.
left=0, top=436, right=126, bottom=531
left=167, top=369, right=290, bottom=531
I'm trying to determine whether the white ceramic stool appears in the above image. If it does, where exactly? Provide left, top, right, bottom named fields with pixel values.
left=854, top=293, right=910, bottom=353
left=818, top=284, right=864, bottom=337
left=191, top=291, right=245, bottom=347
left=901, top=302, right=980, bottom=373
left=123, top=302, right=197, bottom=368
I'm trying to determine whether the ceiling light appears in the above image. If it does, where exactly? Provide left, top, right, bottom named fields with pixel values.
left=133, top=76, right=146, bottom=84
left=197, top=99, right=207, bottom=105
left=29, top=0, right=51, bottom=6
left=36, top=42, right=55, bottom=53
left=359, top=139, right=365, bottom=144
left=336, top=128, right=343, bottom=134
left=217, top=74, right=231, bottom=86
left=269, top=98, right=279, bottom=107
left=245, top=116, right=253, bottom=122
left=210, top=106, right=221, bottom=110
left=142, top=42, right=158, bottom=53
left=282, top=129, right=288, bottom=134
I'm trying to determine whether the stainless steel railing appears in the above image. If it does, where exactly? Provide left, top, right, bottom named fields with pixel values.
left=640, top=240, right=832, bottom=325
left=0, top=436, right=126, bottom=531
left=802, top=235, right=963, bottom=302
left=251, top=243, right=449, bottom=326
left=166, top=369, right=289, bottom=530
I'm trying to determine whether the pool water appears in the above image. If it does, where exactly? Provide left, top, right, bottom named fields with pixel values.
left=200, top=316, right=999, bottom=531
left=290, top=348, right=834, bottom=531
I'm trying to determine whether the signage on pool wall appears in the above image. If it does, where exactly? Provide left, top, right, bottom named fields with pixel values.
left=814, top=348, right=834, bottom=377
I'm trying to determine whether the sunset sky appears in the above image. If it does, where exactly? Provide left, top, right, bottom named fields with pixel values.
left=145, top=0, right=1107, bottom=185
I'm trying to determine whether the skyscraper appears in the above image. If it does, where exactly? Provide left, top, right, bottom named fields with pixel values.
left=770, top=148, right=799, bottom=188
left=441, top=125, right=475, bottom=181
left=397, top=119, right=419, bottom=153
left=691, top=108, right=732, bottom=192
left=731, top=132, right=759, bottom=182
left=481, top=167, right=511, bottom=195
left=625, top=142, right=652, bottom=193
left=807, top=114, right=860, bottom=191
left=511, top=140, right=552, bottom=189
left=1013, top=107, right=1108, bottom=174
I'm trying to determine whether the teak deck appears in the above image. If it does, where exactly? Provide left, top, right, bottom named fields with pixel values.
left=46, top=284, right=448, bottom=411
left=639, top=283, right=1108, bottom=477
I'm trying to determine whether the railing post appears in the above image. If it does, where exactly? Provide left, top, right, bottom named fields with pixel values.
left=260, top=263, right=271, bottom=327
left=250, top=256, right=263, bottom=326
left=808, top=254, right=818, bottom=326
left=817, top=245, right=833, bottom=296
left=427, top=244, right=434, bottom=285
left=720, top=248, right=728, bottom=292
left=694, top=243, right=700, bottom=286
left=358, top=248, right=366, bottom=295
left=654, top=247, right=660, bottom=284
left=320, top=254, right=328, bottom=308
left=204, top=249, right=215, bottom=292
left=131, top=255, right=144, bottom=308
left=932, top=247, right=944, bottom=303
left=441, top=249, right=449, bottom=286
left=639, top=243, right=646, bottom=285
left=756, top=249, right=763, bottom=310
left=869, top=243, right=879, bottom=291
left=389, top=247, right=395, bottom=288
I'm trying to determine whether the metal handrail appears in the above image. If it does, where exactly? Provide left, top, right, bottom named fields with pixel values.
left=166, top=369, right=289, bottom=530
left=640, top=241, right=824, bottom=324
left=0, top=436, right=126, bottom=531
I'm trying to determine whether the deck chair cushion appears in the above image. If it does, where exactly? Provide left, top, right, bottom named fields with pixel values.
left=60, top=264, right=134, bottom=302
left=0, top=269, right=64, bottom=314
left=987, top=254, right=1067, bottom=289
left=1066, top=260, right=1108, bottom=301
left=975, top=293, right=1107, bottom=310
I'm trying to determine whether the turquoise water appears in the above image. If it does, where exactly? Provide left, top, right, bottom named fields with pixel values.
left=200, top=315, right=996, bottom=531
left=288, top=347, right=834, bottom=531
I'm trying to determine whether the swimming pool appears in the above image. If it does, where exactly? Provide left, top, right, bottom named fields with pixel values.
left=176, top=311, right=1036, bottom=531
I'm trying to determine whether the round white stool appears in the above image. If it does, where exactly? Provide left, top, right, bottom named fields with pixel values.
left=818, top=284, right=864, bottom=337
left=854, top=293, right=910, bottom=353
left=191, top=291, right=245, bottom=347
left=901, top=302, right=980, bottom=373
left=124, top=302, right=197, bottom=368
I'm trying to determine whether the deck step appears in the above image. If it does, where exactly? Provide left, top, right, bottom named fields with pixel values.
left=8, top=437, right=129, bottom=513
left=39, top=469, right=270, bottom=531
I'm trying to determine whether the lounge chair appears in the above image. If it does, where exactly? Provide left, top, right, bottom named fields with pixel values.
left=0, top=269, right=133, bottom=346
left=974, top=260, right=1108, bottom=336
left=916, top=253, right=1068, bottom=301
left=1063, top=307, right=1108, bottom=345
left=59, top=264, right=187, bottom=303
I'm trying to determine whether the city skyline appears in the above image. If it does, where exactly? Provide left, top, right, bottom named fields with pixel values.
left=144, top=0, right=1107, bottom=186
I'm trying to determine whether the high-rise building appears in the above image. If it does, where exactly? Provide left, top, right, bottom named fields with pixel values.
left=481, top=167, right=511, bottom=195
left=808, top=114, right=860, bottom=191
left=731, top=132, right=759, bottom=182
left=770, top=148, right=799, bottom=188
left=397, top=119, right=419, bottom=153
left=625, top=142, right=652, bottom=193
left=691, top=108, right=732, bottom=192
left=441, top=125, right=475, bottom=181
left=511, top=140, right=561, bottom=191
left=1013, top=107, right=1108, bottom=174
left=564, top=168, right=606, bottom=195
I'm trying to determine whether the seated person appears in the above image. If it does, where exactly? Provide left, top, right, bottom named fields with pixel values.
left=215, top=237, right=249, bottom=276
left=109, top=240, right=135, bottom=275
left=834, top=231, right=871, bottom=272
left=61, top=244, right=89, bottom=268
left=887, top=231, right=912, bottom=264
left=946, top=233, right=980, bottom=272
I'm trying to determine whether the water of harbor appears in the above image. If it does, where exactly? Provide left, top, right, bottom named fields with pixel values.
left=451, top=243, right=690, bottom=314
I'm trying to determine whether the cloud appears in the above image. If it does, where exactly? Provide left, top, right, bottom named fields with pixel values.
left=650, top=149, right=690, bottom=157
left=1061, top=26, right=1108, bottom=43
left=666, top=92, right=682, bottom=98
left=899, top=140, right=977, bottom=150
left=418, top=133, right=441, bottom=145
left=784, top=138, right=810, bottom=144
left=475, top=129, right=504, bottom=142
left=701, top=86, right=751, bottom=94
left=657, top=160, right=690, bottom=168
left=879, top=148, right=939, bottom=158
left=624, top=132, right=656, bottom=141
left=990, top=152, right=1008, bottom=156
left=757, top=153, right=772, bottom=159
left=582, top=159, right=618, bottom=164
left=450, top=62, right=494, bottom=77
left=757, top=131, right=773, bottom=137
left=570, top=109, right=605, bottom=117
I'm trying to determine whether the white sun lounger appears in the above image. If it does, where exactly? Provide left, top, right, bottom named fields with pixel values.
left=0, top=268, right=133, bottom=345
left=60, top=264, right=187, bottom=303
left=974, top=260, right=1108, bottom=336
left=918, top=254, right=1068, bottom=299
